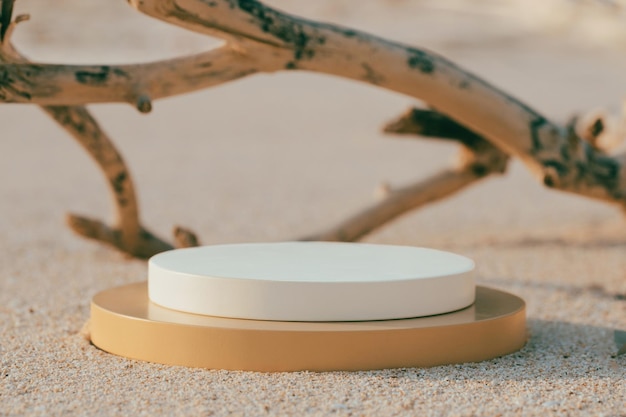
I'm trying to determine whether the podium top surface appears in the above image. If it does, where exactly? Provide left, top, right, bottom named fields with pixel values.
left=149, top=242, right=475, bottom=283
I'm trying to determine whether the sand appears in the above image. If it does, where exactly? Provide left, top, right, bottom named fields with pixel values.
left=1, top=1, right=625, bottom=415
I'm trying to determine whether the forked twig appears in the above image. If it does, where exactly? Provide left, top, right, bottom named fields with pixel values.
left=302, top=109, right=509, bottom=241
left=1, top=5, right=179, bottom=257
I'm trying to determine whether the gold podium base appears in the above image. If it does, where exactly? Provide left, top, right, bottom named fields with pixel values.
left=90, top=283, right=526, bottom=372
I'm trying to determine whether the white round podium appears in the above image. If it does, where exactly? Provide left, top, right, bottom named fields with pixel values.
left=148, top=242, right=476, bottom=321
left=89, top=242, right=527, bottom=371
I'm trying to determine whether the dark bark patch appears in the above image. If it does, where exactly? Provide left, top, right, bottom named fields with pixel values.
left=543, top=175, right=556, bottom=188
left=560, top=141, right=571, bottom=161
left=0, top=66, right=32, bottom=101
left=112, top=68, right=130, bottom=79
left=401, top=108, right=485, bottom=149
left=543, top=160, right=568, bottom=175
left=470, top=164, right=489, bottom=177
left=237, top=0, right=324, bottom=61
left=590, top=156, right=619, bottom=182
left=136, top=95, right=152, bottom=113
left=529, top=116, right=547, bottom=152
left=542, top=160, right=568, bottom=187
left=406, top=50, right=434, bottom=74
left=111, top=171, right=127, bottom=194
left=589, top=117, right=604, bottom=138
left=76, top=66, right=110, bottom=85
left=74, top=119, right=87, bottom=135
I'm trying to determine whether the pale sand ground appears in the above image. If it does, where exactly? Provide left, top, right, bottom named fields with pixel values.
left=1, top=1, right=625, bottom=416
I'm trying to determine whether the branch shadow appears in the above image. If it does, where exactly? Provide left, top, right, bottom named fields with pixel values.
left=462, top=236, right=626, bottom=250
left=372, top=319, right=625, bottom=381
left=478, top=277, right=626, bottom=301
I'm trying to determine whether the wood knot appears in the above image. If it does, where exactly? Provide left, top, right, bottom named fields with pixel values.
left=542, top=166, right=560, bottom=188
left=136, top=95, right=152, bottom=114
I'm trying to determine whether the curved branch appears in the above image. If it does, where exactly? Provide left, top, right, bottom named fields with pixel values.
left=66, top=214, right=172, bottom=258
left=0, top=46, right=262, bottom=109
left=2, top=0, right=621, bottom=206
left=0, top=13, right=175, bottom=258
left=44, top=106, right=175, bottom=258
left=2, top=0, right=626, bottom=254
left=129, top=1, right=546, bottom=157
left=43, top=106, right=139, bottom=234
left=302, top=168, right=483, bottom=242
left=302, top=108, right=509, bottom=241
left=128, top=0, right=626, bottom=207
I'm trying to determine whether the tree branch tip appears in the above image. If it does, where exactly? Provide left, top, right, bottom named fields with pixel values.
left=0, top=3, right=28, bottom=47
left=66, top=212, right=127, bottom=246
left=66, top=213, right=174, bottom=258
left=542, top=166, right=560, bottom=188
left=588, top=117, right=604, bottom=139
left=173, top=225, right=200, bottom=248
left=382, top=123, right=404, bottom=135
left=136, top=95, right=152, bottom=113
left=382, top=109, right=418, bottom=135
left=66, top=212, right=102, bottom=233
left=15, top=13, right=30, bottom=24
left=575, top=110, right=609, bottom=144
left=374, top=182, right=393, bottom=200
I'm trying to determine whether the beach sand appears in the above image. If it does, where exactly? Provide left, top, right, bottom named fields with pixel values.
left=1, top=1, right=625, bottom=415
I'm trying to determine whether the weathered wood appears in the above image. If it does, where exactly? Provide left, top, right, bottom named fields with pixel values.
left=45, top=105, right=173, bottom=258
left=1, top=0, right=626, bottom=256
left=0, top=6, right=173, bottom=257
left=0, top=48, right=261, bottom=109
left=131, top=0, right=626, bottom=204
left=303, top=109, right=509, bottom=241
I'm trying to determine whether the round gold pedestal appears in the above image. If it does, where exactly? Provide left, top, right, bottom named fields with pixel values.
left=90, top=283, right=526, bottom=372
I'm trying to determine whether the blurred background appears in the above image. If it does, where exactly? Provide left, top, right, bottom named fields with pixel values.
left=11, top=0, right=626, bottom=60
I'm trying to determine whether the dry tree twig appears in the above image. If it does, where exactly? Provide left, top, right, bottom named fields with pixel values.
left=1, top=0, right=625, bottom=256
left=303, top=108, right=509, bottom=241
left=128, top=0, right=626, bottom=204
left=0, top=4, right=185, bottom=257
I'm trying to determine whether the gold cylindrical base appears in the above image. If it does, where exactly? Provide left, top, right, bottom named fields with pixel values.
left=90, top=283, right=526, bottom=372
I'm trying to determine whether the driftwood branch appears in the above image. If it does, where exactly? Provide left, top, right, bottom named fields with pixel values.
left=1, top=0, right=626, bottom=256
left=0, top=6, right=191, bottom=257
left=45, top=105, right=172, bottom=258
left=128, top=0, right=626, bottom=205
left=303, top=109, right=509, bottom=241
left=0, top=46, right=261, bottom=109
